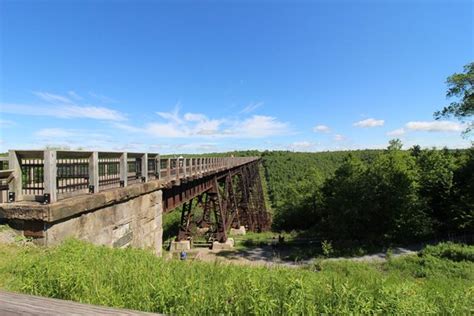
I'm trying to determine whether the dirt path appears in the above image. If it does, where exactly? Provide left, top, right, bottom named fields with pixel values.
left=189, top=244, right=422, bottom=267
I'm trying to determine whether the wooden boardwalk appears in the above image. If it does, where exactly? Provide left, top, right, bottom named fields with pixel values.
left=0, top=291, right=160, bottom=315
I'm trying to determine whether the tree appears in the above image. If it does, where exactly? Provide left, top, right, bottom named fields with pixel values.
left=417, top=149, right=456, bottom=233
left=322, top=155, right=370, bottom=241
left=410, top=145, right=422, bottom=158
left=388, top=139, right=403, bottom=150
left=435, top=62, right=474, bottom=134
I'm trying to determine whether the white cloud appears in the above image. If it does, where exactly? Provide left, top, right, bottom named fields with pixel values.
left=334, top=134, right=346, bottom=141
left=32, top=128, right=114, bottom=150
left=146, top=122, right=188, bottom=138
left=353, top=118, right=385, bottom=128
left=288, top=141, right=316, bottom=151
left=35, top=128, right=76, bottom=138
left=184, top=113, right=207, bottom=122
left=89, top=92, right=117, bottom=103
left=68, top=91, right=83, bottom=100
left=240, top=101, right=263, bottom=114
left=0, top=119, right=15, bottom=128
left=235, top=115, right=289, bottom=138
left=387, top=128, right=406, bottom=137
left=405, top=121, right=464, bottom=132
left=115, top=108, right=289, bottom=139
left=1, top=103, right=126, bottom=121
left=33, top=91, right=73, bottom=104
left=2, top=91, right=126, bottom=121
left=313, top=124, right=330, bottom=133
left=156, top=105, right=183, bottom=125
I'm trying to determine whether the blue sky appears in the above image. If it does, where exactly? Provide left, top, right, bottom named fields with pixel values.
left=0, top=0, right=472, bottom=153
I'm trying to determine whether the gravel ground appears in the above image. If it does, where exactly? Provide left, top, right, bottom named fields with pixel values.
left=190, top=244, right=422, bottom=267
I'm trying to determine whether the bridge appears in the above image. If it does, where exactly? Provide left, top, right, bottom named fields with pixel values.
left=0, top=150, right=271, bottom=254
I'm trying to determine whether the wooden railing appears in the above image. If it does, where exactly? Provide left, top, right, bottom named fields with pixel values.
left=1, top=150, right=258, bottom=204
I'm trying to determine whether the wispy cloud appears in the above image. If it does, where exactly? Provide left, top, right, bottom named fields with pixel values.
left=33, top=91, right=73, bottom=104
left=0, top=119, right=15, bottom=128
left=353, top=118, right=385, bottom=128
left=240, top=101, right=263, bottom=114
left=334, top=134, right=346, bottom=141
left=386, top=120, right=466, bottom=137
left=89, top=92, right=117, bottom=103
left=114, top=107, right=289, bottom=139
left=1, top=91, right=126, bottom=121
left=35, top=128, right=77, bottom=138
left=235, top=115, right=289, bottom=138
left=32, top=127, right=115, bottom=150
left=288, top=141, right=317, bottom=152
left=386, top=128, right=406, bottom=137
left=405, top=121, right=465, bottom=132
left=313, top=124, right=330, bottom=133
left=68, top=91, right=83, bottom=100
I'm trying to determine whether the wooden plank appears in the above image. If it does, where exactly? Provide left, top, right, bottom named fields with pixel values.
left=0, top=291, right=160, bottom=315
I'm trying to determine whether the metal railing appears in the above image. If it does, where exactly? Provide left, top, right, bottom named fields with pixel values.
left=1, top=150, right=258, bottom=204
left=0, top=157, right=10, bottom=203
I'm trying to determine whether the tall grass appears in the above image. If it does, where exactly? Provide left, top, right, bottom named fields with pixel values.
left=0, top=240, right=472, bottom=314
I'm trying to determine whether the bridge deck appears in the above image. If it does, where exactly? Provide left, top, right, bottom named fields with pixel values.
left=0, top=291, right=160, bottom=315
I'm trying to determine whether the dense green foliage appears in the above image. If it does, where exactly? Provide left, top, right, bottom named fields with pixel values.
left=164, top=145, right=473, bottom=245
left=0, top=240, right=472, bottom=314
left=435, top=61, right=473, bottom=134
left=260, top=144, right=473, bottom=244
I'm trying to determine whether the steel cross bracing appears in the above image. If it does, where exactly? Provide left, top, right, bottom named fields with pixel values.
left=170, top=159, right=271, bottom=243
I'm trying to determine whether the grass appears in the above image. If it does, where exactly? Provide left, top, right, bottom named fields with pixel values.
left=0, top=240, right=472, bottom=314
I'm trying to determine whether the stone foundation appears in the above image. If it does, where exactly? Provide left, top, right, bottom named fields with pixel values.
left=212, top=238, right=234, bottom=250
left=170, top=240, right=191, bottom=252
left=230, top=226, right=246, bottom=236
left=0, top=184, right=164, bottom=256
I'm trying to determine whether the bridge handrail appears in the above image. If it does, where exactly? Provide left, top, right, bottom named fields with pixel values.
left=2, top=150, right=259, bottom=204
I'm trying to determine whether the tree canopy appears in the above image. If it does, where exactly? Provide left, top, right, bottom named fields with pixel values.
left=435, top=62, right=474, bottom=134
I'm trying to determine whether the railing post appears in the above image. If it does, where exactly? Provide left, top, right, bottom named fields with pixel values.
left=156, top=154, right=161, bottom=180
left=141, top=153, right=148, bottom=182
left=183, top=158, right=187, bottom=177
left=89, top=151, right=99, bottom=193
left=120, top=152, right=128, bottom=187
left=8, top=150, right=22, bottom=202
left=43, top=150, right=57, bottom=203
left=176, top=158, right=180, bottom=180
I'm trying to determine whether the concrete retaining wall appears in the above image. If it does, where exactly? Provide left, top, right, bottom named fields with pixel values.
left=45, top=190, right=163, bottom=255
left=1, top=182, right=164, bottom=256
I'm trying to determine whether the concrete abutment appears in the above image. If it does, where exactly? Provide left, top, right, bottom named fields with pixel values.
left=0, top=183, right=164, bottom=256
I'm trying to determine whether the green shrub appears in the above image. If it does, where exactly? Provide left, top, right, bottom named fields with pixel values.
left=421, top=242, right=474, bottom=262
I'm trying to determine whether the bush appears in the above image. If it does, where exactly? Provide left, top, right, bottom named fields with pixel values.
left=421, top=242, right=474, bottom=262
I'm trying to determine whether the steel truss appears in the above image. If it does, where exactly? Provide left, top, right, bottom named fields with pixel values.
left=174, top=160, right=271, bottom=243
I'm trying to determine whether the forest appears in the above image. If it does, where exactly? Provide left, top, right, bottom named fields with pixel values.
left=262, top=142, right=473, bottom=245
left=163, top=142, right=474, bottom=249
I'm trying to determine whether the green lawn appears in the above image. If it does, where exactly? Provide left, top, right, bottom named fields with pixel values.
left=0, top=240, right=472, bottom=315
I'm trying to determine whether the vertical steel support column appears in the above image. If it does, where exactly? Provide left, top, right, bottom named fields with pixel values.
left=177, top=197, right=194, bottom=241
